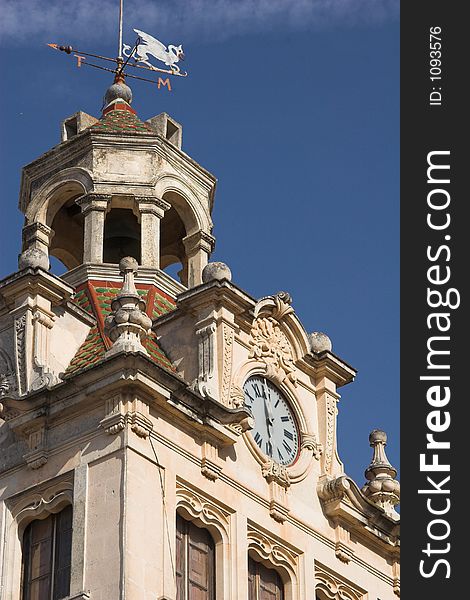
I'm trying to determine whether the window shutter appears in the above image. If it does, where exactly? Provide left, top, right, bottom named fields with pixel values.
left=53, top=505, right=73, bottom=600
left=176, top=515, right=185, bottom=600
left=23, top=515, right=54, bottom=600
left=248, top=558, right=284, bottom=600
left=248, top=558, right=258, bottom=600
left=187, top=523, right=215, bottom=600
left=176, top=515, right=215, bottom=600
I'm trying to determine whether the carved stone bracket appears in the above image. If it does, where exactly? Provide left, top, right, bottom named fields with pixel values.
left=261, top=460, right=291, bottom=523
left=392, top=560, right=400, bottom=597
left=301, top=432, right=323, bottom=460
left=201, top=440, right=222, bottom=481
left=19, top=416, right=49, bottom=469
left=334, top=524, right=354, bottom=564
left=100, top=392, right=153, bottom=439
left=262, top=459, right=290, bottom=488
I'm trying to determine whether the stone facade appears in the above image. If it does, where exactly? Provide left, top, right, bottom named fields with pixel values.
left=0, top=89, right=399, bottom=600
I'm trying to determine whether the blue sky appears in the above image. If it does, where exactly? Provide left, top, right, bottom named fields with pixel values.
left=0, top=0, right=399, bottom=487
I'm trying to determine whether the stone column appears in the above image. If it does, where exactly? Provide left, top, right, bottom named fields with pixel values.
left=137, top=197, right=170, bottom=268
left=77, top=194, right=110, bottom=264
left=183, top=231, right=215, bottom=287
left=22, top=222, right=54, bottom=255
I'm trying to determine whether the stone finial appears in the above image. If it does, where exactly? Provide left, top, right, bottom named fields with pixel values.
left=104, top=257, right=152, bottom=357
left=308, top=331, right=332, bottom=353
left=202, top=261, right=232, bottom=283
left=18, top=248, right=50, bottom=271
left=361, top=430, right=400, bottom=518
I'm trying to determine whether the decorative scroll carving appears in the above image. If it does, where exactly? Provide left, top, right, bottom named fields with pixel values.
left=249, top=318, right=297, bottom=385
left=249, top=292, right=298, bottom=385
left=176, top=480, right=231, bottom=538
left=221, top=325, right=234, bottom=405
left=262, top=459, right=290, bottom=488
left=301, top=432, right=323, bottom=460
left=324, top=394, right=337, bottom=473
left=229, top=384, right=245, bottom=408
left=14, top=314, right=27, bottom=395
left=11, top=480, right=74, bottom=524
left=0, top=349, right=16, bottom=398
left=315, top=563, right=364, bottom=600
left=247, top=524, right=298, bottom=576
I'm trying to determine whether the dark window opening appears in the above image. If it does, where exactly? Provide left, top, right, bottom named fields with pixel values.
left=21, top=505, right=73, bottom=600
left=103, top=208, right=141, bottom=264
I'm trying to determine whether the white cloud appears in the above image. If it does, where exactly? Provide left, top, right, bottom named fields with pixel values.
left=0, top=0, right=398, bottom=46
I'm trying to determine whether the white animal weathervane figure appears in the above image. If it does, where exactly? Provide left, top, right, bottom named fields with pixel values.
left=123, top=29, right=185, bottom=74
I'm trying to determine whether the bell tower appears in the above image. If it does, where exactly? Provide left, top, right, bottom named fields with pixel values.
left=1, top=67, right=399, bottom=600
left=19, top=77, right=215, bottom=288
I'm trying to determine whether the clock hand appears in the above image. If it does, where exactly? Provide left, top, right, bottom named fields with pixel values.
left=263, top=378, right=275, bottom=425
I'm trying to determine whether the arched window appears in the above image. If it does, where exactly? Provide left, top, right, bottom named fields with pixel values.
left=248, top=557, right=284, bottom=600
left=176, top=514, right=215, bottom=600
left=21, top=505, right=73, bottom=600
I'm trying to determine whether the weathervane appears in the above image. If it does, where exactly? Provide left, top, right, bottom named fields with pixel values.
left=48, top=0, right=187, bottom=93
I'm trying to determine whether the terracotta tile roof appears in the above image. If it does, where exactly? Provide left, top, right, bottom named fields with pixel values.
left=66, top=280, right=176, bottom=376
left=90, top=107, right=154, bottom=134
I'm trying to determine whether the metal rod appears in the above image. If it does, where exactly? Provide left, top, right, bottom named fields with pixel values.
left=118, top=0, right=124, bottom=59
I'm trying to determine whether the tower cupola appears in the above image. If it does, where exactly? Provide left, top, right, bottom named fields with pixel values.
left=18, top=80, right=216, bottom=288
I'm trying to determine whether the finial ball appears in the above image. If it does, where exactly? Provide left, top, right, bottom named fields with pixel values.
left=309, top=331, right=332, bottom=353
left=18, top=248, right=50, bottom=271
left=202, top=262, right=232, bottom=283
left=104, top=82, right=133, bottom=106
left=369, top=429, right=387, bottom=445
left=119, top=256, right=139, bottom=274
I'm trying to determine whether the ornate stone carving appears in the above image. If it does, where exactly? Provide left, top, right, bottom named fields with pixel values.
left=324, top=393, right=337, bottom=473
left=14, top=314, right=27, bottom=395
left=315, top=563, right=364, bottom=600
left=11, top=479, right=74, bottom=523
left=392, top=560, right=400, bottom=596
left=247, top=525, right=298, bottom=575
left=249, top=318, right=297, bottom=385
left=176, top=480, right=231, bottom=536
left=334, top=524, right=354, bottom=563
left=262, top=459, right=290, bottom=488
left=229, top=384, right=245, bottom=408
left=0, top=349, right=16, bottom=398
left=22, top=417, right=48, bottom=469
left=201, top=440, right=222, bottom=481
left=221, top=325, right=234, bottom=405
left=194, top=323, right=217, bottom=400
left=301, top=432, right=323, bottom=460
left=104, top=257, right=152, bottom=357
left=100, top=393, right=153, bottom=438
left=361, top=430, right=400, bottom=518
left=249, top=292, right=298, bottom=385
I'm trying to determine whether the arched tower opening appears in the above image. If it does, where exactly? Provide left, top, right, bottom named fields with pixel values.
left=103, top=207, right=141, bottom=264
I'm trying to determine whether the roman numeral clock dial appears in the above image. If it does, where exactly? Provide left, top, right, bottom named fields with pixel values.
left=243, top=375, right=299, bottom=466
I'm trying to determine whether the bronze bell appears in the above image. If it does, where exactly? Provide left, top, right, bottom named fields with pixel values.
left=103, top=208, right=141, bottom=264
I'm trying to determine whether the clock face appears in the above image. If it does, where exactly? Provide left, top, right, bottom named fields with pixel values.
left=243, top=375, right=299, bottom=466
